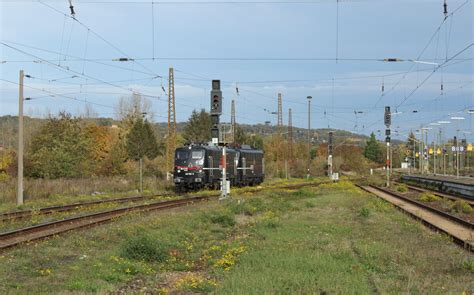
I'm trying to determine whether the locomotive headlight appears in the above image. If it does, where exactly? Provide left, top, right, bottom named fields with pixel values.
left=197, top=159, right=204, bottom=165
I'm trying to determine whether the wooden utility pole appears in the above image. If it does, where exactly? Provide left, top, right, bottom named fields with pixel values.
left=276, top=93, right=283, bottom=177
left=288, top=108, right=293, bottom=162
left=231, top=99, right=236, bottom=143
left=287, top=108, right=293, bottom=179
left=166, top=67, right=176, bottom=179
left=307, top=96, right=312, bottom=179
left=17, top=70, right=24, bottom=205
left=277, top=93, right=283, bottom=136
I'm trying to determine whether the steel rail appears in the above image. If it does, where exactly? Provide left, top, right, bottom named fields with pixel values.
left=369, top=185, right=473, bottom=229
left=0, top=193, right=175, bottom=222
left=358, top=185, right=473, bottom=252
left=0, top=181, right=330, bottom=251
left=0, top=196, right=212, bottom=250
left=402, top=184, right=474, bottom=207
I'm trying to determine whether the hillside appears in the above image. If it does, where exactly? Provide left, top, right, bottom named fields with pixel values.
left=0, top=115, right=370, bottom=150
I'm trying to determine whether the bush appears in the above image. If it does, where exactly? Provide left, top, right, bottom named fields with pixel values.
left=121, top=233, right=169, bottom=262
left=451, top=200, right=473, bottom=214
left=419, top=192, right=441, bottom=202
left=396, top=184, right=408, bottom=193
left=358, top=207, right=370, bottom=218
left=208, top=211, right=236, bottom=227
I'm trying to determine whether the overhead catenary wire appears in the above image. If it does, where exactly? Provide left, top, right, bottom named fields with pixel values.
left=396, top=43, right=473, bottom=109
left=37, top=0, right=161, bottom=78
left=373, top=0, right=470, bottom=108
left=1, top=42, right=163, bottom=100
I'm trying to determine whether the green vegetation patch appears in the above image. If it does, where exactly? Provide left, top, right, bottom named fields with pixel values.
left=0, top=180, right=472, bottom=294
left=396, top=184, right=408, bottom=193
left=419, top=192, right=441, bottom=202
left=120, top=232, right=170, bottom=262
left=451, top=200, right=473, bottom=214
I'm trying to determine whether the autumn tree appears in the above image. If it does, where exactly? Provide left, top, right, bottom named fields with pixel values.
left=116, top=93, right=153, bottom=130
left=27, top=113, right=92, bottom=178
left=235, top=126, right=264, bottom=149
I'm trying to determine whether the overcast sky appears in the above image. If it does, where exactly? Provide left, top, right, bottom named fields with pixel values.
left=1, top=0, right=472, bottom=142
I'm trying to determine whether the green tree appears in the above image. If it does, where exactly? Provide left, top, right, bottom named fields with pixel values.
left=363, top=132, right=383, bottom=163
left=27, top=113, right=92, bottom=178
left=183, top=109, right=212, bottom=143
left=126, top=119, right=160, bottom=192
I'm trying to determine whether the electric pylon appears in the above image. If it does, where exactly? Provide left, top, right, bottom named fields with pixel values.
left=231, top=99, right=236, bottom=143
left=166, top=67, right=176, bottom=178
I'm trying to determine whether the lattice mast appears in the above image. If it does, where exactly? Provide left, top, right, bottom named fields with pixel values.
left=277, top=93, right=283, bottom=136
left=166, top=67, right=177, bottom=176
left=231, top=99, right=236, bottom=143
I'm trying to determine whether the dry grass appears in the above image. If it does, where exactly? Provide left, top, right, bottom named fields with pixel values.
left=0, top=176, right=171, bottom=212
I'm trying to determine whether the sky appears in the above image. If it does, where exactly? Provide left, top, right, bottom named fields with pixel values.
left=0, top=0, right=473, bottom=143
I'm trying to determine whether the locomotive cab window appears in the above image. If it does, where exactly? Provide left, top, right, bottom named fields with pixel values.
left=191, top=150, right=204, bottom=159
left=176, top=150, right=188, bottom=160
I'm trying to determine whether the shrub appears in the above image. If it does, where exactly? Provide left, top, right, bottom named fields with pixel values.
left=396, top=184, right=408, bottom=193
left=462, top=259, right=474, bottom=273
left=121, top=233, right=169, bottom=262
left=451, top=200, right=473, bottom=214
left=419, top=192, right=441, bottom=202
left=358, top=207, right=370, bottom=218
left=208, top=211, right=236, bottom=227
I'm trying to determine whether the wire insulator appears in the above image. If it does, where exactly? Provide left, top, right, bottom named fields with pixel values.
left=444, top=0, right=448, bottom=18
left=68, top=0, right=75, bottom=17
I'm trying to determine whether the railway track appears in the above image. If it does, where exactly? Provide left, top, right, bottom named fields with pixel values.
left=0, top=195, right=213, bottom=250
left=0, top=194, right=176, bottom=222
left=0, top=181, right=327, bottom=251
left=359, top=185, right=474, bottom=252
left=399, top=183, right=474, bottom=206
left=0, top=180, right=328, bottom=223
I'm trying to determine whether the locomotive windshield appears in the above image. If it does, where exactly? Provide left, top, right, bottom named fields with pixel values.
left=175, top=148, right=204, bottom=166
left=176, top=150, right=188, bottom=160
left=191, top=150, right=204, bottom=159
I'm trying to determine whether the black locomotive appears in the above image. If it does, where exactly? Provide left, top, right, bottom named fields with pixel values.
left=173, top=144, right=264, bottom=192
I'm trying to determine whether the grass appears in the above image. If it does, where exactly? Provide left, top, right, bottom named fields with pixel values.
left=419, top=192, right=441, bottom=202
left=217, top=185, right=473, bottom=294
left=0, top=178, right=472, bottom=294
left=396, top=183, right=408, bottom=193
left=451, top=200, right=473, bottom=214
left=0, top=176, right=171, bottom=212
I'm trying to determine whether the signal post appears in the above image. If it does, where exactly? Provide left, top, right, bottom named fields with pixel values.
left=384, top=106, right=391, bottom=187
left=209, top=80, right=230, bottom=199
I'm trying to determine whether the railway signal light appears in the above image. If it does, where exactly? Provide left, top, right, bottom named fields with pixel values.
left=210, top=80, right=222, bottom=115
left=384, top=106, right=391, bottom=127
